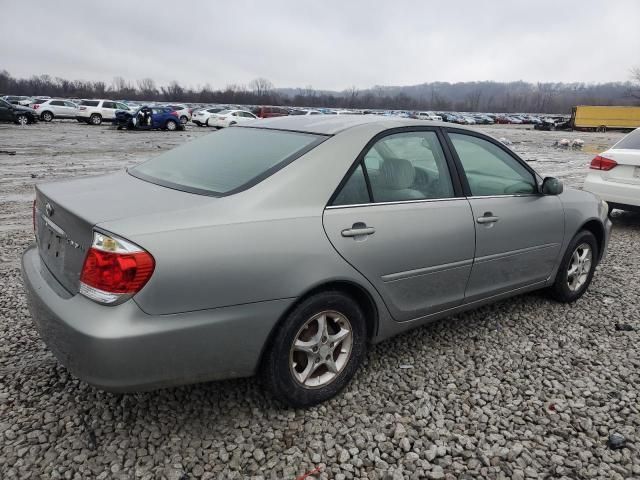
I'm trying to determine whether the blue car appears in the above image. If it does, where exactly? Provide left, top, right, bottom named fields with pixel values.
left=113, top=106, right=183, bottom=131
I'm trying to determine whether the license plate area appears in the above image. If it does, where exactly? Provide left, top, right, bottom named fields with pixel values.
left=38, top=217, right=66, bottom=269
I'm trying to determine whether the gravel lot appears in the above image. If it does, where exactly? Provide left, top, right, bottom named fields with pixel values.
left=1, top=121, right=638, bottom=479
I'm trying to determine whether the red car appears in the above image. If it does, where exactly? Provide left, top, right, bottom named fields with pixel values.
left=251, top=106, right=290, bottom=118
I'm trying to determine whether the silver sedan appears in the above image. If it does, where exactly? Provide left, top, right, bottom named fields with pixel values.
left=22, top=116, right=612, bottom=406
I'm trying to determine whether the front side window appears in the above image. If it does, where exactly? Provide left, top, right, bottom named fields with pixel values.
left=80, top=100, right=99, bottom=107
left=449, top=133, right=536, bottom=196
left=130, top=127, right=325, bottom=196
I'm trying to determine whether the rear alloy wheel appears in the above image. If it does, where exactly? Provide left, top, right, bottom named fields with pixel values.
left=41, top=111, right=54, bottom=122
left=550, top=230, right=598, bottom=302
left=90, top=114, right=102, bottom=125
left=262, top=291, right=367, bottom=407
left=165, top=119, right=178, bottom=131
left=16, top=115, right=28, bottom=126
left=180, top=115, right=188, bottom=124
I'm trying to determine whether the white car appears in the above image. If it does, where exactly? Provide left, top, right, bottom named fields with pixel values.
left=584, top=128, right=640, bottom=213
left=192, top=107, right=229, bottom=126
left=208, top=109, right=257, bottom=128
left=166, top=104, right=191, bottom=124
left=2, top=95, right=34, bottom=106
left=415, top=111, right=442, bottom=121
left=32, top=99, right=79, bottom=122
left=76, top=100, right=131, bottom=125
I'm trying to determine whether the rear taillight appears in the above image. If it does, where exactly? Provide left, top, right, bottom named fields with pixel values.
left=79, top=106, right=86, bottom=111
left=33, top=104, right=40, bottom=109
left=79, top=231, right=155, bottom=305
left=590, top=155, right=617, bottom=171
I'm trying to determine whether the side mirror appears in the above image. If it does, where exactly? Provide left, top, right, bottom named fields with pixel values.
left=541, top=177, right=564, bottom=195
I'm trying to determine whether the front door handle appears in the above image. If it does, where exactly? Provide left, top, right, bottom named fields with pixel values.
left=476, top=213, right=499, bottom=224
left=341, top=222, right=376, bottom=237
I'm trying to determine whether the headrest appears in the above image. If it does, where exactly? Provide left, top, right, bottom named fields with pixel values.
left=380, top=157, right=416, bottom=190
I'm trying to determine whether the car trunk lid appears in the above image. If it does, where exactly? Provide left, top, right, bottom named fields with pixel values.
left=35, top=170, right=212, bottom=293
left=603, top=149, right=640, bottom=185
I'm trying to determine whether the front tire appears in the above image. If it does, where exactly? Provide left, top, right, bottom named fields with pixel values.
left=165, top=119, right=178, bottom=131
left=262, top=291, right=367, bottom=407
left=16, top=115, right=28, bottom=126
left=550, top=230, right=598, bottom=303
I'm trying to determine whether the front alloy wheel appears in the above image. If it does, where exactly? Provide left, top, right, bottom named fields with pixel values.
left=550, top=230, right=598, bottom=302
left=566, top=243, right=592, bottom=292
left=263, top=291, right=367, bottom=407
left=16, top=115, right=28, bottom=125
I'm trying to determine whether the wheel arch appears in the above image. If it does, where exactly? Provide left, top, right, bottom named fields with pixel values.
left=578, top=219, right=605, bottom=262
left=41, top=110, right=54, bottom=119
left=256, top=279, right=379, bottom=371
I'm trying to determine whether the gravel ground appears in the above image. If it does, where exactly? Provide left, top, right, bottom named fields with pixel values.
left=0, top=121, right=638, bottom=479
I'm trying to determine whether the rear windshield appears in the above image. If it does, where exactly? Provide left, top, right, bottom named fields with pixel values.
left=613, top=129, right=640, bottom=150
left=80, top=100, right=99, bottom=107
left=129, top=127, right=326, bottom=196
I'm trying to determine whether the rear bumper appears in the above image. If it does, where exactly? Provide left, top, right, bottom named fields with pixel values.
left=584, top=173, right=640, bottom=209
left=21, top=245, right=292, bottom=392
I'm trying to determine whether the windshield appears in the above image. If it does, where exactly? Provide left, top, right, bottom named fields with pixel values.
left=130, top=127, right=326, bottom=196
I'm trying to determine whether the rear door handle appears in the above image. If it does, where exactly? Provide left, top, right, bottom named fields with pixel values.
left=341, top=223, right=376, bottom=237
left=476, top=214, right=499, bottom=224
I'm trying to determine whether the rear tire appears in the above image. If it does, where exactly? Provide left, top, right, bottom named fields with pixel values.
left=41, top=111, right=54, bottom=122
left=550, top=230, right=598, bottom=303
left=262, top=291, right=367, bottom=407
left=165, top=119, right=178, bottom=131
left=90, top=114, right=102, bottom=125
left=16, top=115, right=28, bottom=126
left=180, top=115, right=188, bottom=125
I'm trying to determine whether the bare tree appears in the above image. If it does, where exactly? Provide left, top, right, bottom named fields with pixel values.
left=344, top=85, right=359, bottom=108
left=628, top=66, right=640, bottom=102
left=137, top=78, right=157, bottom=97
left=161, top=81, right=184, bottom=101
left=249, top=78, right=274, bottom=97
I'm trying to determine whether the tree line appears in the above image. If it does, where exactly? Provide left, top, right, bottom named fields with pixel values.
left=1, top=69, right=639, bottom=114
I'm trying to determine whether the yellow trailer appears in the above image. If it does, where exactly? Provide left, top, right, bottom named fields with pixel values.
left=570, top=105, right=640, bottom=132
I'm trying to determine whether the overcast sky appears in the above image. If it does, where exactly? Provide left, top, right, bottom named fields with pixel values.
left=2, top=1, right=639, bottom=91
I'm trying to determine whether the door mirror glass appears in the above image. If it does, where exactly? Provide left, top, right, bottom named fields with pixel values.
left=541, top=177, right=564, bottom=195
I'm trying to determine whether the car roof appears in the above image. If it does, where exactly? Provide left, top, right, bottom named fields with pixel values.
left=249, top=114, right=467, bottom=135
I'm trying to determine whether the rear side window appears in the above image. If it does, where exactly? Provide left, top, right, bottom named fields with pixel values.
left=130, top=127, right=325, bottom=196
left=332, top=131, right=455, bottom=205
left=102, top=101, right=117, bottom=109
left=613, top=129, right=640, bottom=150
left=80, top=100, right=99, bottom=107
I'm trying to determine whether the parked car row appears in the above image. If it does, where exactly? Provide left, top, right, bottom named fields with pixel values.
left=0, top=94, right=573, bottom=133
